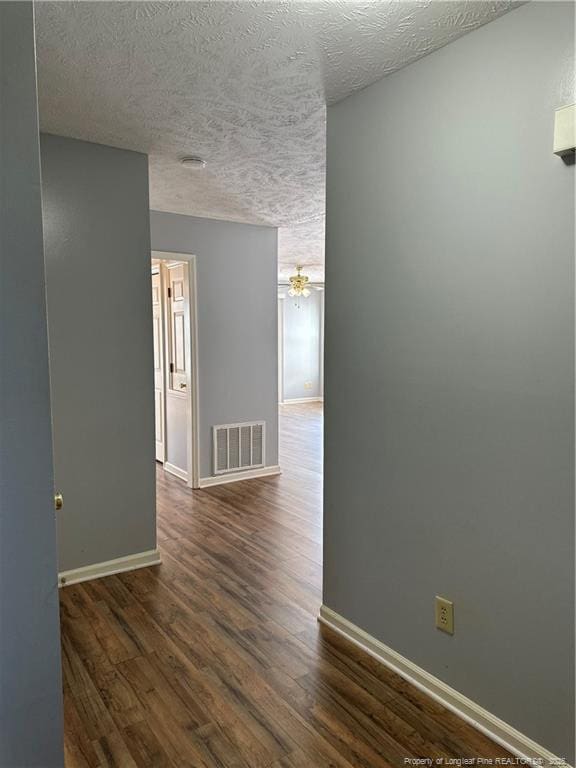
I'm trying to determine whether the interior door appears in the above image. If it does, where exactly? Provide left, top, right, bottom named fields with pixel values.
left=0, top=4, right=64, bottom=763
left=151, top=269, right=165, bottom=462
left=168, top=263, right=188, bottom=394
left=164, top=262, right=190, bottom=480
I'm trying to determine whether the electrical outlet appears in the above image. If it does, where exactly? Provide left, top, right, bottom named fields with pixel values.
left=304, top=381, right=313, bottom=390
left=435, top=596, right=454, bottom=635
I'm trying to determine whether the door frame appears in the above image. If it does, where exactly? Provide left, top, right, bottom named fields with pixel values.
left=151, top=263, right=166, bottom=463
left=152, top=250, right=200, bottom=489
left=278, top=293, right=286, bottom=405
left=318, top=286, right=325, bottom=398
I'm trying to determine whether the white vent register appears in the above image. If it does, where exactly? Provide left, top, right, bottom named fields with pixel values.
left=213, top=422, right=265, bottom=475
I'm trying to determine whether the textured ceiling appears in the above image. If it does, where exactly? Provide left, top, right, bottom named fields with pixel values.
left=35, top=1, right=518, bottom=281
left=278, top=217, right=326, bottom=284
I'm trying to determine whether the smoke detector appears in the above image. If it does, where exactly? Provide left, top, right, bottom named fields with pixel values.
left=181, top=156, right=206, bottom=169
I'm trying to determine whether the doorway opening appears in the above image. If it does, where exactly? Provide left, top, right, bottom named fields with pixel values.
left=151, top=251, right=200, bottom=490
left=277, top=280, right=325, bottom=585
left=277, top=284, right=324, bottom=406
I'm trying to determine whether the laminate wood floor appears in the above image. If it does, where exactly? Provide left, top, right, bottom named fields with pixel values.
left=61, top=403, right=511, bottom=767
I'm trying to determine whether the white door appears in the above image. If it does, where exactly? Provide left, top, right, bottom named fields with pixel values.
left=164, top=262, right=190, bottom=480
left=167, top=263, right=188, bottom=393
left=151, top=269, right=165, bottom=462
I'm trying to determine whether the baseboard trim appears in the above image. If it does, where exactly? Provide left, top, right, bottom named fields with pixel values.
left=282, top=397, right=324, bottom=404
left=59, top=548, right=161, bottom=588
left=199, top=465, right=281, bottom=488
left=164, top=462, right=188, bottom=482
left=318, top=605, right=570, bottom=767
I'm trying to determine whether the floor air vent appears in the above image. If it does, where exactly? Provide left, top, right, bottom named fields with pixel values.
left=213, top=422, right=265, bottom=475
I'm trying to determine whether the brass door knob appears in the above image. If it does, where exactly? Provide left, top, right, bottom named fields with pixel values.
left=179, top=382, right=187, bottom=389
left=54, top=492, right=63, bottom=511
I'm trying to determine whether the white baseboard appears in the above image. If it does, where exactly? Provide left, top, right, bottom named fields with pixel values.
left=59, top=548, right=161, bottom=588
left=199, top=465, right=281, bottom=488
left=319, top=605, right=570, bottom=768
left=282, top=397, right=324, bottom=404
left=164, top=462, right=188, bottom=482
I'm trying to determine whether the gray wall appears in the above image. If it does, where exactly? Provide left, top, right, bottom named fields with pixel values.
left=41, top=134, right=156, bottom=572
left=0, top=4, right=64, bottom=765
left=324, top=2, right=574, bottom=760
left=280, top=288, right=324, bottom=401
left=150, top=211, right=279, bottom=478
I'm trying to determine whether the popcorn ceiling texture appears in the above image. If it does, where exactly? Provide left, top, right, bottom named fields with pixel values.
left=35, top=1, right=518, bottom=280
left=278, top=217, right=326, bottom=284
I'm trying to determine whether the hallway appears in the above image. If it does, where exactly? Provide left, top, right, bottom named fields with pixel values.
left=61, top=403, right=509, bottom=767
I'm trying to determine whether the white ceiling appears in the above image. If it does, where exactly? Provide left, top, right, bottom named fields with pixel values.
left=35, top=1, right=518, bottom=281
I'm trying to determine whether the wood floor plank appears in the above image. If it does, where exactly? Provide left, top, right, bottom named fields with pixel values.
left=62, top=403, right=512, bottom=767
left=92, top=729, right=139, bottom=768
left=122, top=721, right=176, bottom=768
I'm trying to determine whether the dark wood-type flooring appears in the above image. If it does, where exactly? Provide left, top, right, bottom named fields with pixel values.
left=61, top=403, right=511, bottom=767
